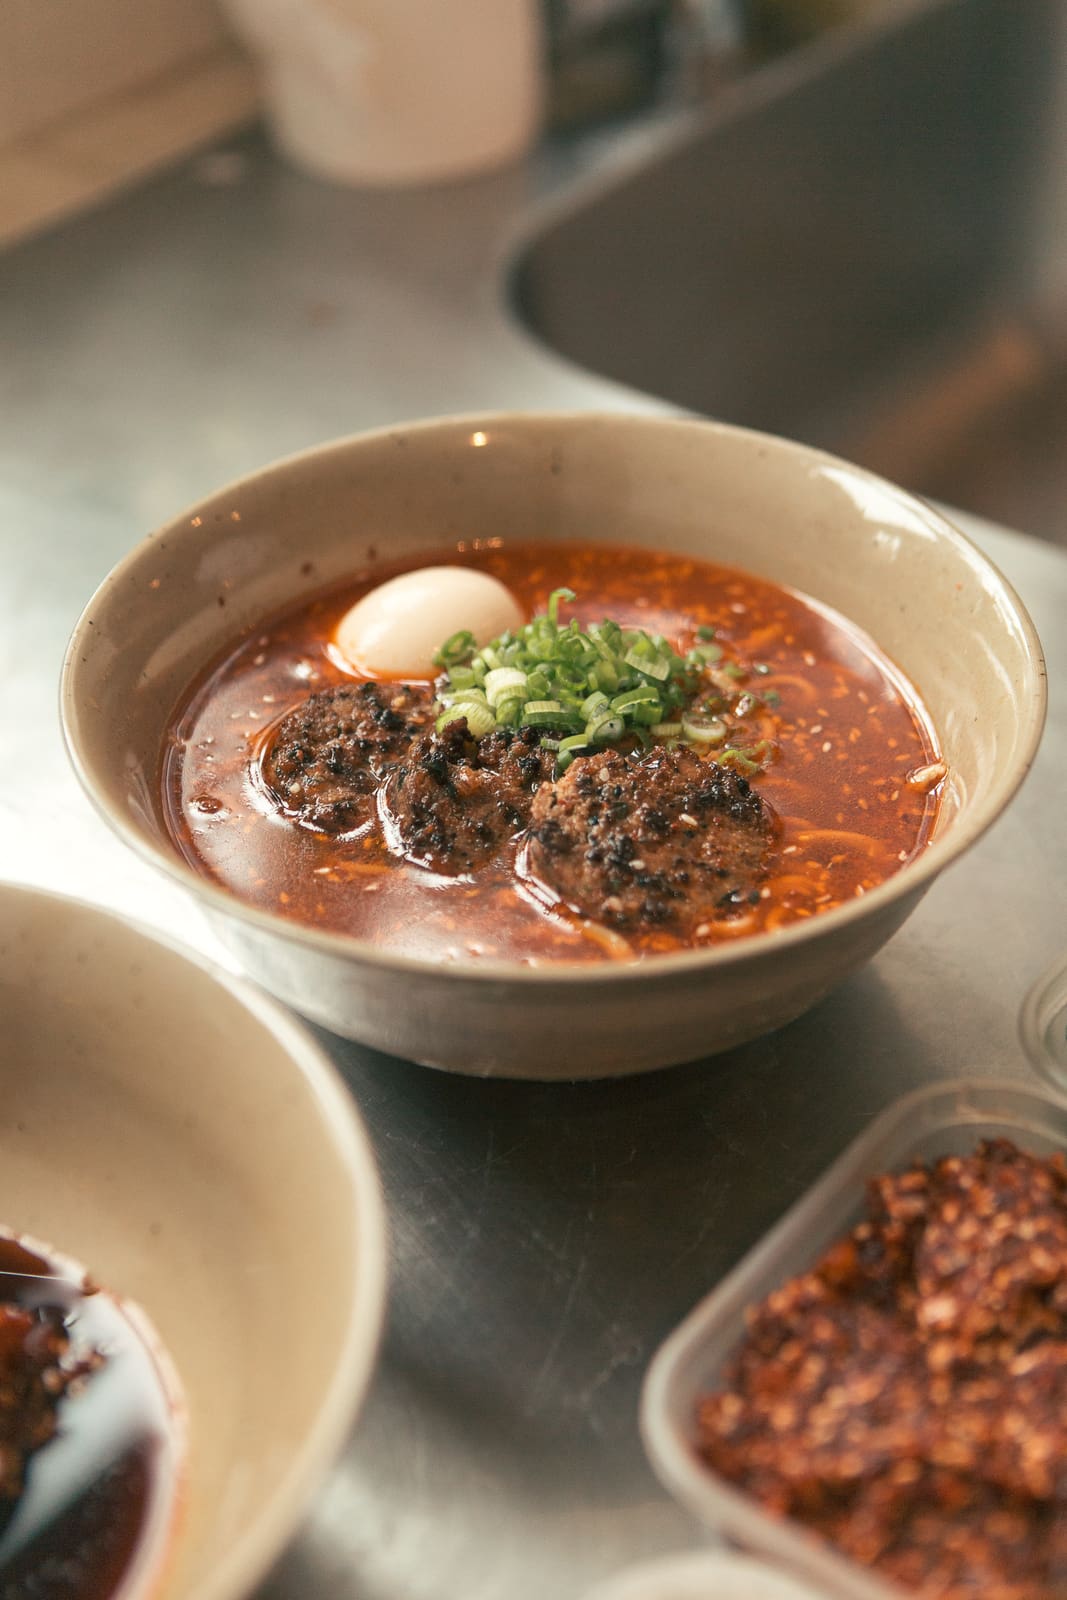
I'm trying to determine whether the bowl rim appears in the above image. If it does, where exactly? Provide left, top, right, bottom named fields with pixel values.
left=0, top=879, right=389, bottom=1600
left=60, top=408, right=1049, bottom=989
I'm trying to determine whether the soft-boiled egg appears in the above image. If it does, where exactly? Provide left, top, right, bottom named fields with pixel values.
left=334, top=565, right=524, bottom=679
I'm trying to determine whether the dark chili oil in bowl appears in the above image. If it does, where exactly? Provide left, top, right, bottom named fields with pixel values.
left=0, top=1233, right=182, bottom=1599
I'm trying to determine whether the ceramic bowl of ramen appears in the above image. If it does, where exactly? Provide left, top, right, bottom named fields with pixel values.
left=61, top=412, right=1046, bottom=1078
left=0, top=881, right=387, bottom=1599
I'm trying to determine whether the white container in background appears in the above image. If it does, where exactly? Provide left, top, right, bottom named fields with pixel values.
left=221, top=0, right=543, bottom=185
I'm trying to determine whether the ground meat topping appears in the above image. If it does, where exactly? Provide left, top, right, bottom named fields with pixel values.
left=263, top=681, right=434, bottom=833
left=379, top=718, right=558, bottom=874
left=524, top=743, right=777, bottom=931
left=696, top=1140, right=1067, bottom=1598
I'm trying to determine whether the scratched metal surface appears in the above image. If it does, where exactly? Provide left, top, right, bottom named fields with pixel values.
left=1, top=98, right=1066, bottom=1600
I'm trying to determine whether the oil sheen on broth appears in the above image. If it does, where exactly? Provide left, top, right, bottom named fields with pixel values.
left=163, top=542, right=944, bottom=964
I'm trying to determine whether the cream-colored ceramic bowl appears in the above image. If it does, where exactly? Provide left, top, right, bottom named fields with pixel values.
left=61, top=412, right=1046, bottom=1079
left=0, top=882, right=387, bottom=1600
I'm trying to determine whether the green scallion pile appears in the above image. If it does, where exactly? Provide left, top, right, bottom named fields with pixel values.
left=432, top=588, right=769, bottom=772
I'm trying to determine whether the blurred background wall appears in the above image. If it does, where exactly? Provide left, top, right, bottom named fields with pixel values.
left=0, top=0, right=230, bottom=143
left=0, top=0, right=254, bottom=243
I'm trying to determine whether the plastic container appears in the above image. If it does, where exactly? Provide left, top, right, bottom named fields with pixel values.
left=1020, top=952, right=1067, bottom=1086
left=220, top=0, right=542, bottom=187
left=579, top=1549, right=827, bottom=1600
left=640, top=1078, right=1067, bottom=1600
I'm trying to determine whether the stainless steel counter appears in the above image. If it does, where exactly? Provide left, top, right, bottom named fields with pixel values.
left=1, top=113, right=1065, bottom=1600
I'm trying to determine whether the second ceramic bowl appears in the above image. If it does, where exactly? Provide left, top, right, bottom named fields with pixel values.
left=61, top=412, right=1046, bottom=1078
left=0, top=882, right=387, bottom=1600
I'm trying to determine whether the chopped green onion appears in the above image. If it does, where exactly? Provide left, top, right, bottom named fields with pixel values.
left=682, top=711, right=727, bottom=746
left=719, top=745, right=760, bottom=776
left=436, top=701, right=496, bottom=737
left=524, top=701, right=581, bottom=729
left=433, top=629, right=476, bottom=668
left=687, top=642, right=723, bottom=666
left=547, top=587, right=575, bottom=625
left=484, top=666, right=528, bottom=706
left=624, top=648, right=672, bottom=682
left=494, top=694, right=525, bottom=727
left=633, top=701, right=667, bottom=726
left=439, top=684, right=488, bottom=706
left=431, top=588, right=765, bottom=771
left=611, top=687, right=661, bottom=713
left=555, top=732, right=592, bottom=771
left=588, top=713, right=624, bottom=742
left=718, top=739, right=776, bottom=776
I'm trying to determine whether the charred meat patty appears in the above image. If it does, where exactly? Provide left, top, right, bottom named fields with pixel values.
left=263, top=681, right=434, bottom=832
left=525, top=744, right=777, bottom=931
left=380, top=718, right=557, bottom=874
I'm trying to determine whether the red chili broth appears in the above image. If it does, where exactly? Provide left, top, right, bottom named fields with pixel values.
left=162, top=541, right=944, bottom=964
